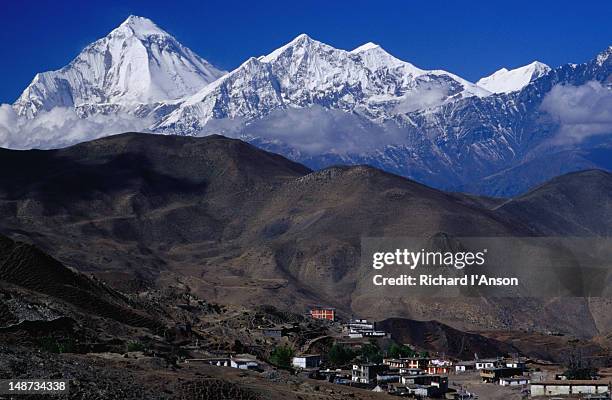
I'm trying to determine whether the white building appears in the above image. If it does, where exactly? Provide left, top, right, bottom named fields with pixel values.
left=345, top=319, right=387, bottom=338
left=504, top=359, right=526, bottom=370
left=475, top=358, right=500, bottom=370
left=530, top=380, right=611, bottom=396
left=455, top=361, right=476, bottom=373
left=500, top=377, right=530, bottom=386
left=352, top=364, right=388, bottom=384
left=230, top=358, right=259, bottom=370
left=292, top=354, right=321, bottom=369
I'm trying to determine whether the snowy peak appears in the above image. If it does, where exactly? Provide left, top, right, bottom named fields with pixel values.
left=260, top=33, right=333, bottom=62
left=13, top=15, right=225, bottom=117
left=113, top=15, right=169, bottom=39
left=154, top=34, right=491, bottom=134
left=352, top=42, right=419, bottom=72
left=262, top=35, right=419, bottom=73
left=477, top=61, right=551, bottom=94
left=350, top=42, right=381, bottom=53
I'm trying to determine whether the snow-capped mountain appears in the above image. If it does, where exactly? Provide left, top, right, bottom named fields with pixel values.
left=476, top=61, right=551, bottom=94
left=14, top=16, right=225, bottom=118
left=236, top=45, right=612, bottom=194
left=6, top=15, right=612, bottom=196
left=152, top=33, right=490, bottom=134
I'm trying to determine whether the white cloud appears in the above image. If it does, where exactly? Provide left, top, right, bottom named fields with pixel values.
left=541, top=81, right=612, bottom=143
left=0, top=103, right=409, bottom=155
left=0, top=105, right=153, bottom=150
left=394, top=86, right=448, bottom=114
left=197, top=106, right=410, bottom=155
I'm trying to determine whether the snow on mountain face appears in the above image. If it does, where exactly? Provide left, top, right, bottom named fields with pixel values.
left=7, top=15, right=612, bottom=197
left=596, top=46, right=612, bottom=67
left=13, top=16, right=225, bottom=118
left=153, top=34, right=489, bottom=134
left=476, top=61, right=551, bottom=94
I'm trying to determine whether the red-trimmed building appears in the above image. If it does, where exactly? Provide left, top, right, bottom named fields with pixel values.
left=426, top=363, right=454, bottom=375
left=310, top=307, right=335, bottom=321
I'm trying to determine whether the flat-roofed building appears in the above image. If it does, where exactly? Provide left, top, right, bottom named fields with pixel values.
left=455, top=360, right=476, bottom=373
left=427, top=359, right=453, bottom=375
left=530, top=380, right=611, bottom=397
left=310, top=307, right=335, bottom=321
left=480, top=367, right=523, bottom=383
left=384, top=357, right=431, bottom=369
left=401, top=374, right=448, bottom=392
left=427, top=364, right=454, bottom=375
left=399, top=367, right=424, bottom=375
left=292, top=354, right=321, bottom=369
left=406, top=384, right=441, bottom=397
left=230, top=357, right=259, bottom=370
left=345, top=318, right=387, bottom=338
left=500, top=377, right=530, bottom=386
left=475, top=358, right=501, bottom=370
left=503, top=358, right=527, bottom=370
left=352, top=364, right=389, bottom=384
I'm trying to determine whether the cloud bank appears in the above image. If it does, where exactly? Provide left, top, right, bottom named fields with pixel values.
left=0, top=105, right=153, bottom=150
left=198, top=106, right=411, bottom=156
left=541, top=81, right=612, bottom=143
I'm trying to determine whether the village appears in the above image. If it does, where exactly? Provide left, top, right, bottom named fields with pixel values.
left=179, top=305, right=612, bottom=400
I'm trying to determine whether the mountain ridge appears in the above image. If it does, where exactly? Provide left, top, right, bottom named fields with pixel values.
left=7, top=16, right=612, bottom=197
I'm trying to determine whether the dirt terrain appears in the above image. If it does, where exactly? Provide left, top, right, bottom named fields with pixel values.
left=0, top=231, right=609, bottom=399
left=0, top=133, right=610, bottom=398
left=449, top=372, right=526, bottom=400
left=476, top=330, right=612, bottom=367
left=0, top=345, right=390, bottom=400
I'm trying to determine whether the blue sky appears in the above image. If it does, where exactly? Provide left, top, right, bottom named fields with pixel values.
left=1, top=0, right=611, bottom=103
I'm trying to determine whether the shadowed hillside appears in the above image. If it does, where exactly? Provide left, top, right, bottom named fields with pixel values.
left=0, top=133, right=610, bottom=337
left=0, top=235, right=163, bottom=331
left=496, top=169, right=612, bottom=235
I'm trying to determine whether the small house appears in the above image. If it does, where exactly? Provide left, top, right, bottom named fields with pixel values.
left=345, top=318, right=387, bottom=338
left=402, top=374, right=448, bottom=392
left=310, top=307, right=335, bottom=321
left=499, top=377, right=530, bottom=386
left=427, top=359, right=453, bottom=375
left=292, top=354, right=321, bottom=369
left=386, top=357, right=431, bottom=369
left=230, top=357, right=259, bottom=370
left=406, top=384, right=442, bottom=398
left=503, top=358, right=527, bottom=370
left=352, top=363, right=389, bottom=384
left=530, top=380, right=611, bottom=396
left=475, top=358, right=500, bottom=370
left=455, top=361, right=476, bottom=373
left=480, top=367, right=523, bottom=383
